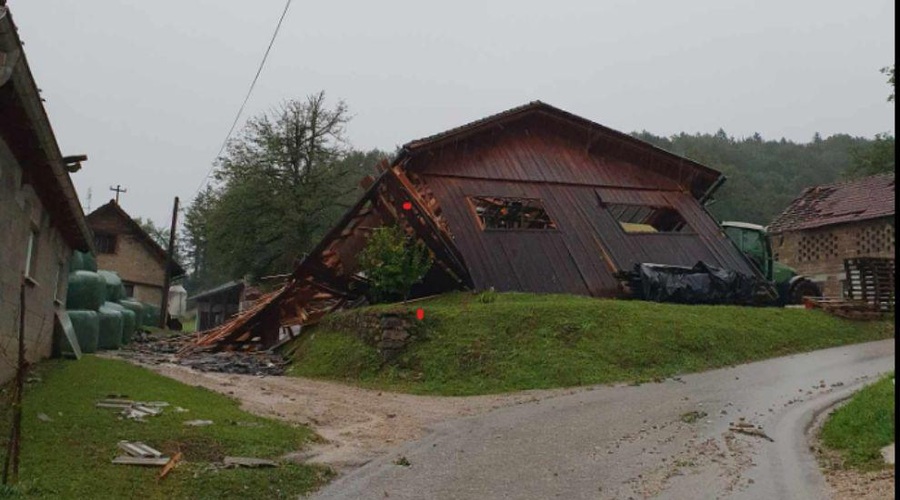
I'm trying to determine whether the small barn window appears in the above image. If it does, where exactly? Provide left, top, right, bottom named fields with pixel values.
left=470, top=196, right=557, bottom=230
left=95, top=233, right=117, bottom=254
left=604, top=203, right=691, bottom=233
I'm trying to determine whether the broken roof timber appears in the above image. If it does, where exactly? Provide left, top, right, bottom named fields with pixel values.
left=188, top=167, right=469, bottom=351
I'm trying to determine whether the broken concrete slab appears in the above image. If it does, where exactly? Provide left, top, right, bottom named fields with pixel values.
left=118, top=441, right=163, bottom=458
left=112, top=456, right=171, bottom=466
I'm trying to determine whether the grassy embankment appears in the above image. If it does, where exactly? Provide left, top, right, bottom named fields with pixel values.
left=287, top=292, right=895, bottom=396
left=820, top=372, right=895, bottom=470
left=0, top=357, right=330, bottom=499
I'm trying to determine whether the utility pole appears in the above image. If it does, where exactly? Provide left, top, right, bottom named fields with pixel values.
left=109, top=184, right=127, bottom=204
left=159, top=196, right=179, bottom=328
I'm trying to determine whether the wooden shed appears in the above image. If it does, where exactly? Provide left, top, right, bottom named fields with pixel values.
left=193, top=101, right=762, bottom=350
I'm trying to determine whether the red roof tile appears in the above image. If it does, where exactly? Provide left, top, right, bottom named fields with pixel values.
left=768, top=173, right=895, bottom=233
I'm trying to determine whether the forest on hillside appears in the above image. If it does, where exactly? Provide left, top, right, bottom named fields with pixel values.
left=632, top=130, right=880, bottom=225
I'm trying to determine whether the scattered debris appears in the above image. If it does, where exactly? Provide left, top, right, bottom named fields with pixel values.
left=113, top=441, right=171, bottom=466
left=122, top=405, right=163, bottom=421
left=118, top=441, right=163, bottom=458
left=96, top=400, right=134, bottom=409
left=112, top=456, right=171, bottom=466
left=115, top=333, right=287, bottom=376
left=680, top=411, right=708, bottom=424
left=223, top=456, right=278, bottom=468
left=157, top=452, right=183, bottom=481
left=393, top=456, right=411, bottom=467
left=97, top=398, right=169, bottom=422
left=37, top=413, right=52, bottom=422
left=183, top=420, right=214, bottom=427
left=729, top=426, right=774, bottom=442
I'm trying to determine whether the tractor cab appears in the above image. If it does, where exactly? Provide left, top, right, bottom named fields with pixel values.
left=722, top=221, right=774, bottom=281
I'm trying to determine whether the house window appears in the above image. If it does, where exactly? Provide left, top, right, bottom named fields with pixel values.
left=123, top=283, right=135, bottom=298
left=95, top=233, right=117, bottom=254
left=470, top=196, right=557, bottom=230
left=24, top=230, right=38, bottom=278
left=603, top=202, right=691, bottom=233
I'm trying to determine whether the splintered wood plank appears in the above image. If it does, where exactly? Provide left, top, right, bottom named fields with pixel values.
left=157, top=452, right=183, bottom=481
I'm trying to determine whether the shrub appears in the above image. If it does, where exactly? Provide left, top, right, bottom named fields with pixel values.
left=358, top=226, right=432, bottom=303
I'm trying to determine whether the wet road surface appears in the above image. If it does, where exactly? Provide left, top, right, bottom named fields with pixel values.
left=312, top=339, right=894, bottom=500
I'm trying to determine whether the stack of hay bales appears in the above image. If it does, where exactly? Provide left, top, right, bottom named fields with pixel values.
left=63, top=251, right=146, bottom=354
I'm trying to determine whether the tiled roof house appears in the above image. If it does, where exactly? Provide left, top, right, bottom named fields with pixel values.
left=769, top=173, right=895, bottom=296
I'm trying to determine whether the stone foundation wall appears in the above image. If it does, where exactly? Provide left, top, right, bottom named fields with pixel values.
left=325, top=311, right=425, bottom=362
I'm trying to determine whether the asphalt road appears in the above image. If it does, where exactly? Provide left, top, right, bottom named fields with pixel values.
left=312, top=339, right=894, bottom=500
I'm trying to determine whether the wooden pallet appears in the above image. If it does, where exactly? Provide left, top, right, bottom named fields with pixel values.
left=844, top=258, right=895, bottom=313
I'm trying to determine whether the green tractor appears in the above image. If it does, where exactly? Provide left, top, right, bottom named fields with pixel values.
left=721, top=221, right=821, bottom=305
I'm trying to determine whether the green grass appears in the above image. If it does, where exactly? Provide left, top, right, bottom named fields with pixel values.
left=820, top=372, right=895, bottom=470
left=286, top=292, right=895, bottom=396
left=180, top=316, right=197, bottom=333
left=0, top=356, right=331, bottom=499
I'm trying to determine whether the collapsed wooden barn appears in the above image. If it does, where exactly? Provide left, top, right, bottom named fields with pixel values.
left=191, top=101, right=764, bottom=351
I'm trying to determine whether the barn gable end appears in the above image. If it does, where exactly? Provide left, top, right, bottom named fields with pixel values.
left=395, top=102, right=759, bottom=295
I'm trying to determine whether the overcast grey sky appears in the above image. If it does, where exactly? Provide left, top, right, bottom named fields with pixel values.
left=13, top=0, right=895, bottom=226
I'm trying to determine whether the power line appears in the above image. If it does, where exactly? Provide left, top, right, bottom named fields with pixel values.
left=192, top=0, right=293, bottom=199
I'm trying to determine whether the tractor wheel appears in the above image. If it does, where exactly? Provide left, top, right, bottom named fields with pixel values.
left=789, top=279, right=821, bottom=305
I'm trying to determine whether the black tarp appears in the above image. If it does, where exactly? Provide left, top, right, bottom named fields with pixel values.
left=626, top=261, right=758, bottom=305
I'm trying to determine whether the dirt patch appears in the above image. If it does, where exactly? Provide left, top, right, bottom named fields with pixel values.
left=116, top=358, right=575, bottom=470
left=160, top=435, right=226, bottom=462
left=815, top=444, right=895, bottom=500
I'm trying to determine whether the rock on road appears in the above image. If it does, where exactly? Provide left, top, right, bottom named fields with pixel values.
left=312, top=339, right=894, bottom=500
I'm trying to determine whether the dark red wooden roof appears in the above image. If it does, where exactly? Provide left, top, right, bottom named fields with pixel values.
left=395, top=101, right=724, bottom=199
left=768, top=173, right=895, bottom=233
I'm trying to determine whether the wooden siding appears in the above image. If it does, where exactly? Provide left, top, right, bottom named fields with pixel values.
left=423, top=175, right=757, bottom=296
left=408, top=116, right=686, bottom=191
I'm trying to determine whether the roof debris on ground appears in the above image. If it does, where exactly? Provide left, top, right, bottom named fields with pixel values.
left=115, top=330, right=288, bottom=376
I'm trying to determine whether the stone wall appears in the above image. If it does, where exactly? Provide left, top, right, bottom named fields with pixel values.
left=132, top=283, right=163, bottom=306
left=0, top=137, right=72, bottom=382
left=325, top=310, right=425, bottom=363
left=773, top=217, right=895, bottom=297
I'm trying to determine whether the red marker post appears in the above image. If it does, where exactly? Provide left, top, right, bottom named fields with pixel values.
left=416, top=308, right=425, bottom=321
